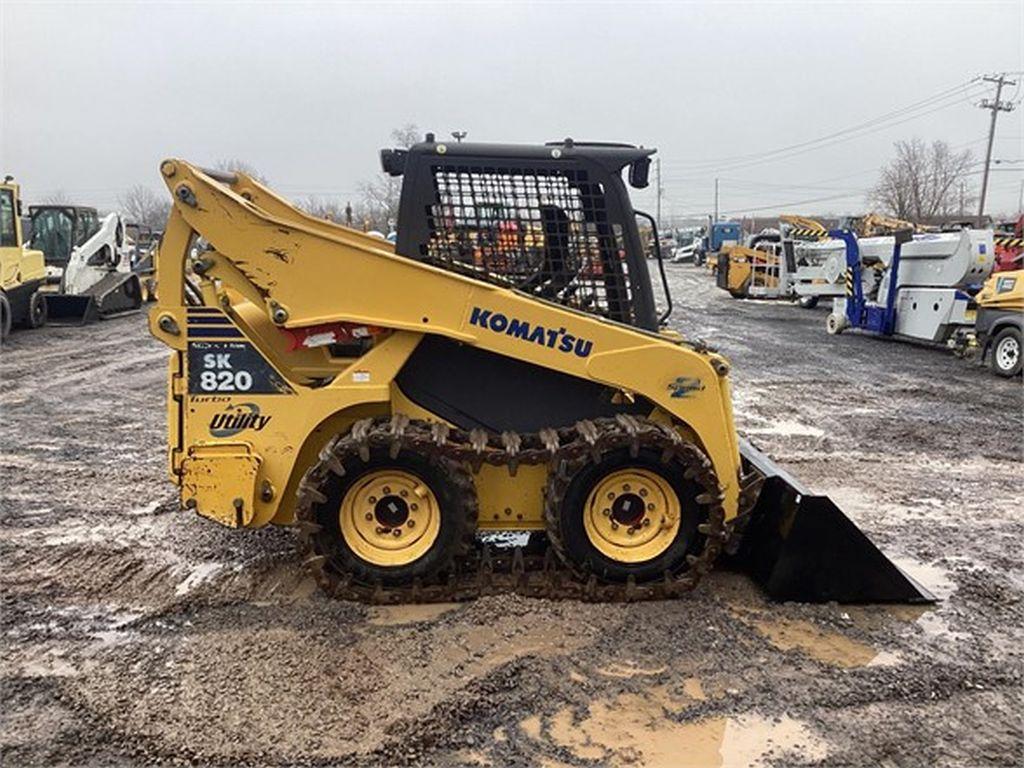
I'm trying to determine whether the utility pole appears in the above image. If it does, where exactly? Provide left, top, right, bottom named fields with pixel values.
left=958, top=181, right=965, bottom=217
left=713, top=177, right=719, bottom=222
left=655, top=158, right=662, bottom=229
left=978, top=73, right=1016, bottom=222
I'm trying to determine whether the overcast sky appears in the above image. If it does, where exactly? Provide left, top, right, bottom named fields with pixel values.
left=2, top=1, right=1022, bottom=221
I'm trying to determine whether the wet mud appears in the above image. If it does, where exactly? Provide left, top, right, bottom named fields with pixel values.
left=1, top=267, right=1021, bottom=766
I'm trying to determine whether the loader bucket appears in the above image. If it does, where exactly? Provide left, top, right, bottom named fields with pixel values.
left=733, top=440, right=935, bottom=604
left=44, top=294, right=100, bottom=325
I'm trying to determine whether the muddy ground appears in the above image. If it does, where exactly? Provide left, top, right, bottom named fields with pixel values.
left=1, top=265, right=1022, bottom=767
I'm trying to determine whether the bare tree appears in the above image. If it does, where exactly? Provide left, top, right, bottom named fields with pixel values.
left=390, top=123, right=421, bottom=150
left=42, top=190, right=72, bottom=205
left=870, top=139, right=975, bottom=220
left=298, top=195, right=352, bottom=223
left=119, top=184, right=170, bottom=229
left=213, top=158, right=268, bottom=184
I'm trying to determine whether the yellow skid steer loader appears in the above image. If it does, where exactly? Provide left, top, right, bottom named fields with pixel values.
left=1, top=178, right=48, bottom=339
left=149, top=137, right=931, bottom=604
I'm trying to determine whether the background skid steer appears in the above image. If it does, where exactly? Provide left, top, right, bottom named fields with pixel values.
left=149, top=138, right=931, bottom=604
left=30, top=205, right=142, bottom=323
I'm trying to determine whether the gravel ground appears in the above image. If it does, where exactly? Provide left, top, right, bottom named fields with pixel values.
left=1, top=265, right=1022, bottom=767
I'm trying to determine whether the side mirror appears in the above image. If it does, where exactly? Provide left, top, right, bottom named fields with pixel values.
left=628, top=157, right=651, bottom=189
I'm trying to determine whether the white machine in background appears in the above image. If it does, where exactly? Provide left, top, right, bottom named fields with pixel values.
left=824, top=228, right=995, bottom=343
left=29, top=205, right=142, bottom=323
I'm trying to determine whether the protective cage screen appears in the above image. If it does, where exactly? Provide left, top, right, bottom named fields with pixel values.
left=423, top=165, right=635, bottom=323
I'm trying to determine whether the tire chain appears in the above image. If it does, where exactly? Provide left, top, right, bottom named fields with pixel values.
left=294, top=414, right=730, bottom=604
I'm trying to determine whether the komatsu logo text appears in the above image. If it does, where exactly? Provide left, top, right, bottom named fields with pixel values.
left=468, top=307, right=593, bottom=358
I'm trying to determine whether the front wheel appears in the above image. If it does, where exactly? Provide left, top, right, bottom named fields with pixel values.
left=990, top=327, right=1022, bottom=377
left=798, top=295, right=819, bottom=309
left=546, top=445, right=716, bottom=584
left=826, top=313, right=846, bottom=335
left=0, top=293, right=11, bottom=341
left=25, top=291, right=47, bottom=329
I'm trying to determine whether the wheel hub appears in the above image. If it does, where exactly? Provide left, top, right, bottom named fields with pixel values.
left=339, top=469, right=441, bottom=566
left=374, top=495, right=409, bottom=528
left=996, top=336, right=1019, bottom=370
left=583, top=469, right=681, bottom=563
left=610, top=492, right=645, bottom=526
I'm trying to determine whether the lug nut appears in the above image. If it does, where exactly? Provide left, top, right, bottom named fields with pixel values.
left=400, top=490, right=408, bottom=498
left=607, top=492, right=615, bottom=500
left=407, top=520, right=415, bottom=528
left=623, top=484, right=631, bottom=492
left=383, top=486, right=392, bottom=494
left=647, top=503, right=655, bottom=511
left=602, top=508, right=611, bottom=517
left=627, top=527, right=635, bottom=535
left=368, top=496, right=377, bottom=504
left=611, top=522, right=619, bottom=530
left=504, top=507, right=512, bottom=516
left=375, top=526, right=385, bottom=534
left=643, top=518, right=651, bottom=527
left=639, top=488, right=648, bottom=498
left=410, top=503, right=418, bottom=511
left=365, top=512, right=373, bottom=521
left=392, top=529, right=402, bottom=537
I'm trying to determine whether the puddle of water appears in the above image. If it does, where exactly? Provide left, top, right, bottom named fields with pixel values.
left=544, top=693, right=827, bottom=767
left=683, top=677, right=707, bottom=701
left=127, top=500, right=162, bottom=516
left=744, top=614, right=898, bottom=669
left=520, top=714, right=542, bottom=740
left=367, top=602, right=458, bottom=626
left=891, top=557, right=957, bottom=600
left=175, top=562, right=224, bottom=595
left=597, top=661, right=667, bottom=679
left=745, top=419, right=825, bottom=438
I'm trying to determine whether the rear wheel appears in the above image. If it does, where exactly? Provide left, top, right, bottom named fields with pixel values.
left=547, top=446, right=712, bottom=584
left=826, top=313, right=846, bottom=335
left=798, top=295, right=819, bottom=309
left=309, top=446, right=476, bottom=587
left=990, top=327, right=1022, bottom=377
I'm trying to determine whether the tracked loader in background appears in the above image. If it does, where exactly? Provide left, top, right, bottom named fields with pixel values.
left=30, top=205, right=142, bottom=323
left=149, top=137, right=932, bottom=604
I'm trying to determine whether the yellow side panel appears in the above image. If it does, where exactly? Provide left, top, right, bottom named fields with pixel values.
left=180, top=443, right=261, bottom=527
left=475, top=463, right=548, bottom=531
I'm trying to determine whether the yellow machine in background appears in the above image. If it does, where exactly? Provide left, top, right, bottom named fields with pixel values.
left=973, top=270, right=1023, bottom=377
left=715, top=215, right=827, bottom=307
left=149, top=138, right=930, bottom=605
left=0, top=178, right=47, bottom=339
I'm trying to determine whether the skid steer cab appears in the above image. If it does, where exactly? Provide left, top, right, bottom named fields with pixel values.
left=149, top=136, right=931, bottom=605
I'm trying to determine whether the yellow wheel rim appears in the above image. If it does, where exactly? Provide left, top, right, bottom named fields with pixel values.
left=339, top=469, right=441, bottom=567
left=582, top=468, right=681, bottom=563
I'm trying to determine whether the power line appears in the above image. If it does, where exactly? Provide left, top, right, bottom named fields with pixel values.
left=664, top=78, right=986, bottom=173
left=694, top=91, right=986, bottom=174
left=721, top=191, right=866, bottom=216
